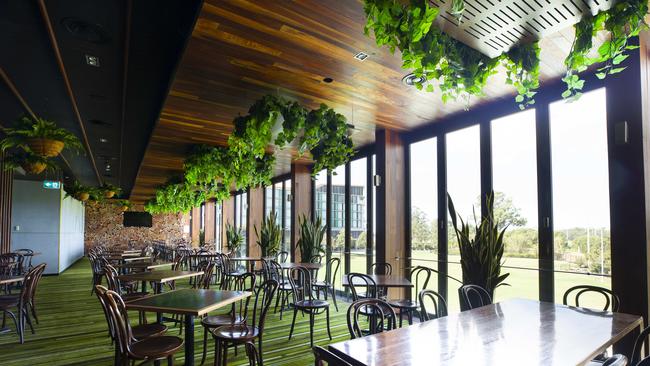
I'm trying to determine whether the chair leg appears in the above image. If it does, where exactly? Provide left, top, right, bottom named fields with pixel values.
left=167, top=355, right=173, bottom=366
left=29, top=302, right=38, bottom=325
left=279, top=292, right=286, bottom=320
left=274, top=289, right=281, bottom=313
left=408, top=309, right=413, bottom=325
left=325, top=307, right=332, bottom=340
left=214, top=339, right=221, bottom=366
left=258, top=335, right=263, bottom=366
left=17, top=307, right=24, bottom=344
left=399, top=310, right=403, bottom=328
left=23, top=307, right=34, bottom=334
left=331, top=287, right=338, bottom=312
left=288, top=308, right=298, bottom=340
left=309, top=312, right=314, bottom=348
left=201, top=327, right=209, bottom=365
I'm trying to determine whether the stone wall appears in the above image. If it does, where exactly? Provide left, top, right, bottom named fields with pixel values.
left=84, top=201, right=189, bottom=252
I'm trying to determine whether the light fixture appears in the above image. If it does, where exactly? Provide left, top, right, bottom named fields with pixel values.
left=323, top=77, right=333, bottom=83
left=402, top=72, right=426, bottom=86
left=353, top=51, right=369, bottom=61
left=85, top=54, right=100, bottom=67
left=99, top=137, right=108, bottom=143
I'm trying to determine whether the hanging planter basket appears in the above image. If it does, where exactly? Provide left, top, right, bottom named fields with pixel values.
left=76, top=192, right=90, bottom=201
left=121, top=205, right=129, bottom=212
left=21, top=162, right=46, bottom=175
left=26, top=138, right=65, bottom=158
left=104, top=191, right=116, bottom=199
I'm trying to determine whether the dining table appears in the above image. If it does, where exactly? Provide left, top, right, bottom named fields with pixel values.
left=280, top=262, right=324, bottom=271
left=125, top=288, right=251, bottom=366
left=328, top=298, right=643, bottom=366
left=0, top=275, right=24, bottom=286
left=116, top=270, right=203, bottom=293
left=115, top=260, right=173, bottom=273
left=231, top=256, right=265, bottom=271
left=342, top=274, right=413, bottom=288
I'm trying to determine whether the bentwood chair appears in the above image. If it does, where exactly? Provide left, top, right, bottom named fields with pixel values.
left=277, top=251, right=289, bottom=264
left=459, top=284, right=492, bottom=310
left=200, top=272, right=256, bottom=365
left=563, top=285, right=620, bottom=311
left=88, top=253, right=106, bottom=295
left=346, top=298, right=396, bottom=339
left=369, top=262, right=392, bottom=298
left=313, top=257, right=340, bottom=311
left=418, top=289, right=448, bottom=321
left=211, top=279, right=278, bottom=366
left=347, top=273, right=378, bottom=301
left=103, top=264, right=149, bottom=324
left=630, top=325, right=650, bottom=366
left=14, top=249, right=34, bottom=272
left=104, top=289, right=183, bottom=365
left=387, top=266, right=432, bottom=326
left=287, top=266, right=332, bottom=348
left=313, top=346, right=353, bottom=366
left=0, top=263, right=46, bottom=343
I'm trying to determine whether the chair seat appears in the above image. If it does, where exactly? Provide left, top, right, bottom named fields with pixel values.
left=295, top=299, right=329, bottom=309
left=130, top=335, right=184, bottom=359
left=0, top=295, right=18, bottom=308
left=132, top=323, right=168, bottom=340
left=279, top=283, right=296, bottom=291
left=201, top=314, right=245, bottom=328
left=388, top=299, right=418, bottom=309
left=312, top=281, right=331, bottom=288
left=211, top=324, right=259, bottom=342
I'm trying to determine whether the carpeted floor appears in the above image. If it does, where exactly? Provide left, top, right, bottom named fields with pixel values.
left=0, top=258, right=352, bottom=365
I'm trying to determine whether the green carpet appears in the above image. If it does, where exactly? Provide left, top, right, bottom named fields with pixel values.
left=0, top=258, right=352, bottom=365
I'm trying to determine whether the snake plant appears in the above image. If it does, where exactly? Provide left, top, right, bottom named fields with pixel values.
left=297, top=214, right=325, bottom=263
left=255, top=212, right=282, bottom=257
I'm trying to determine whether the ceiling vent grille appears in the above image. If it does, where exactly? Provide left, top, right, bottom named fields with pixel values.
left=429, top=0, right=616, bottom=58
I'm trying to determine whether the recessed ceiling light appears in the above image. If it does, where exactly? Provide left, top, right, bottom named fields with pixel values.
left=323, top=77, right=333, bottom=83
left=402, top=72, right=427, bottom=86
left=85, top=54, right=100, bottom=67
left=354, top=52, right=369, bottom=61
left=99, top=137, right=108, bottom=143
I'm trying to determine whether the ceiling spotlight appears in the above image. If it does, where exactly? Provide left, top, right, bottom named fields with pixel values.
left=99, top=137, right=108, bottom=143
left=105, top=164, right=111, bottom=171
left=354, top=51, right=369, bottom=61
left=85, top=54, right=100, bottom=67
left=402, top=72, right=427, bottom=86
left=323, top=77, right=333, bottom=83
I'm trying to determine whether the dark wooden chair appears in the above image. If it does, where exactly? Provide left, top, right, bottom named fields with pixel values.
left=277, top=251, right=289, bottom=263
left=563, top=285, right=620, bottom=311
left=313, top=257, right=340, bottom=311
left=14, top=249, right=34, bottom=271
left=419, top=289, right=448, bottom=321
left=369, top=262, right=391, bottom=298
left=287, top=266, right=332, bottom=347
left=200, top=272, right=255, bottom=365
left=211, top=279, right=278, bottom=366
left=104, top=289, right=183, bottom=365
left=459, top=284, right=492, bottom=310
left=346, top=298, right=396, bottom=339
left=387, top=266, right=432, bottom=326
left=0, top=263, right=46, bottom=343
left=103, top=264, right=149, bottom=324
left=313, top=346, right=352, bottom=366
left=88, top=253, right=106, bottom=295
left=347, top=273, right=378, bottom=301
left=630, top=325, right=650, bottom=366
left=270, top=260, right=294, bottom=319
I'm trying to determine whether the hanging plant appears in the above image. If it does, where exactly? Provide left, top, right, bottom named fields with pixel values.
left=503, top=42, right=540, bottom=110
left=0, top=116, right=84, bottom=157
left=301, top=104, right=354, bottom=173
left=114, top=199, right=132, bottom=212
left=3, top=151, right=59, bottom=175
left=100, top=183, right=122, bottom=198
left=64, top=180, right=93, bottom=202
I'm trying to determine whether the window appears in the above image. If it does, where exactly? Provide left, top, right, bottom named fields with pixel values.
left=234, top=192, right=248, bottom=256
left=491, top=110, right=539, bottom=301
left=200, top=203, right=205, bottom=231
left=274, top=182, right=283, bottom=223
left=331, top=165, right=346, bottom=289
left=550, top=88, right=611, bottom=306
left=314, top=170, right=328, bottom=249
left=409, top=137, right=438, bottom=292
left=446, top=125, right=481, bottom=312
left=215, top=201, right=222, bottom=249
left=265, top=186, right=273, bottom=218
left=283, top=179, right=292, bottom=254
left=350, top=158, right=369, bottom=278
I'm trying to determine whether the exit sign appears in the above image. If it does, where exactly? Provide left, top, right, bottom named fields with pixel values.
left=43, top=181, right=61, bottom=190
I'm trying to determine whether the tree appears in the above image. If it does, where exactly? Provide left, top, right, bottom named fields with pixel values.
left=354, top=231, right=367, bottom=249
left=411, top=207, right=434, bottom=251
left=333, top=229, right=345, bottom=251
left=475, top=191, right=527, bottom=229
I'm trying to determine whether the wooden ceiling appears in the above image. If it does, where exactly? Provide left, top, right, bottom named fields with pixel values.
left=129, top=0, right=586, bottom=202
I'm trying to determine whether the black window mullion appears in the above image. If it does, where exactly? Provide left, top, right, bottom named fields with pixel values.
left=438, top=134, right=448, bottom=303
left=480, top=120, right=493, bottom=218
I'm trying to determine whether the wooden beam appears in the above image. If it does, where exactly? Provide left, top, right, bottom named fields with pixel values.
left=204, top=201, right=215, bottom=244
left=248, top=187, right=263, bottom=258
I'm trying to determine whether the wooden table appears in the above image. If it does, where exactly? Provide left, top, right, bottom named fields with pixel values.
left=116, top=270, right=203, bottom=293
left=280, top=262, right=323, bottom=271
left=0, top=276, right=24, bottom=285
left=126, top=288, right=251, bottom=366
left=116, top=261, right=173, bottom=271
left=342, top=274, right=413, bottom=288
left=328, top=298, right=643, bottom=366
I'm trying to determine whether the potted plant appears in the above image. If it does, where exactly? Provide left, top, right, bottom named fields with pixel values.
left=297, top=214, right=325, bottom=263
left=198, top=229, right=206, bottom=247
left=101, top=183, right=122, bottom=198
left=225, top=222, right=244, bottom=256
left=254, top=212, right=282, bottom=258
left=3, top=151, right=58, bottom=174
left=448, top=192, right=509, bottom=310
left=87, top=187, right=106, bottom=206
left=0, top=116, right=84, bottom=157
left=64, top=180, right=92, bottom=202
left=114, top=199, right=131, bottom=212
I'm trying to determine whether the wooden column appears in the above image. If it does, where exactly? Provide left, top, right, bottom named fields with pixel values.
left=248, top=187, right=263, bottom=258
left=292, top=163, right=312, bottom=262
left=0, top=151, right=12, bottom=254
left=204, top=201, right=215, bottom=244
left=375, top=129, right=407, bottom=298
left=221, top=196, right=235, bottom=253
left=190, top=206, right=200, bottom=247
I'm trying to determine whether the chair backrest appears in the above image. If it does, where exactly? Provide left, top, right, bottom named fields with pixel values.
left=370, top=262, right=392, bottom=275
left=278, top=251, right=289, bottom=264
left=631, top=325, right=650, bottom=365
left=194, top=261, right=217, bottom=289
left=459, top=284, right=492, bottom=310
left=324, top=257, right=340, bottom=285
left=410, top=266, right=432, bottom=299
left=251, top=279, right=278, bottom=334
left=289, top=266, right=314, bottom=302
left=313, top=346, right=353, bottom=366
left=172, top=253, right=186, bottom=271
left=103, top=289, right=136, bottom=357
left=562, top=285, right=620, bottom=312
left=419, top=289, right=447, bottom=321
left=26, top=263, right=46, bottom=302
left=347, top=298, right=397, bottom=339
left=639, top=357, right=650, bottom=366
left=94, top=285, right=115, bottom=340
left=262, top=259, right=284, bottom=284
left=309, top=255, right=323, bottom=264
left=102, top=264, right=122, bottom=294
left=347, top=273, right=378, bottom=301
left=0, top=261, right=17, bottom=276
left=223, top=272, right=256, bottom=322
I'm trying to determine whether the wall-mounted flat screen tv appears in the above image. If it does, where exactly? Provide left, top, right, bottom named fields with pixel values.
left=123, top=212, right=153, bottom=227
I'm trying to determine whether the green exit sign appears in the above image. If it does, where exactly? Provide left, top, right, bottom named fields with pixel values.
left=43, top=181, right=61, bottom=190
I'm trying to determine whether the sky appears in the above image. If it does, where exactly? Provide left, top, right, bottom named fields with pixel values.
left=410, top=88, right=610, bottom=230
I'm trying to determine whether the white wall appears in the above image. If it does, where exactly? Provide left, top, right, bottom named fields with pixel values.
left=59, top=195, right=84, bottom=272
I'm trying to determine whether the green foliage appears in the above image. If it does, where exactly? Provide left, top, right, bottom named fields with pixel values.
left=198, top=229, right=205, bottom=246
left=2, top=151, right=59, bottom=173
left=100, top=183, right=122, bottom=196
left=255, top=212, right=283, bottom=257
left=563, top=0, right=648, bottom=99
left=302, top=104, right=355, bottom=173
left=144, top=178, right=212, bottom=214
left=225, top=222, right=244, bottom=255
left=451, top=0, right=465, bottom=22
left=474, top=192, right=527, bottom=230
left=448, top=192, right=509, bottom=295
left=63, top=180, right=92, bottom=200
left=503, top=42, right=540, bottom=110
left=297, top=214, right=326, bottom=263
left=113, top=199, right=132, bottom=210
left=0, top=116, right=84, bottom=153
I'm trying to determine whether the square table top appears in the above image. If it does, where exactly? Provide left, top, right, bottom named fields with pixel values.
left=116, top=261, right=173, bottom=270
left=328, top=298, right=643, bottom=366
left=125, top=288, right=251, bottom=316
left=0, top=276, right=24, bottom=285
left=117, top=270, right=203, bottom=283
left=280, top=262, right=323, bottom=270
left=342, top=274, right=413, bottom=288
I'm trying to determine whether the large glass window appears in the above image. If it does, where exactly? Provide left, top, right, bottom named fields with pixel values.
left=234, top=192, right=248, bottom=256
left=200, top=203, right=205, bottom=231
left=265, top=186, right=273, bottom=218
left=491, top=110, right=539, bottom=301
left=274, top=182, right=282, bottom=223
left=314, top=170, right=328, bottom=250
left=550, top=88, right=611, bottom=306
left=409, top=137, right=438, bottom=292
left=350, top=158, right=368, bottom=277
left=283, top=179, right=292, bottom=254
left=446, top=125, right=481, bottom=312
left=331, top=165, right=346, bottom=290
left=215, top=201, right=222, bottom=249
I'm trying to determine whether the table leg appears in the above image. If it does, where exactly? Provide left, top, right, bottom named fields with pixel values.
left=185, top=314, right=195, bottom=366
left=142, top=280, right=148, bottom=293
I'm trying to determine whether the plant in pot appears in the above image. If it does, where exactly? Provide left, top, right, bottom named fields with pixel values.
left=448, top=192, right=509, bottom=311
left=0, top=116, right=84, bottom=157
left=114, top=199, right=131, bottom=212
left=2, top=151, right=58, bottom=175
left=86, top=187, right=106, bottom=206
left=101, top=183, right=122, bottom=199
left=297, top=214, right=325, bottom=263
left=225, top=222, right=244, bottom=256
left=64, top=180, right=92, bottom=202
left=254, top=212, right=282, bottom=258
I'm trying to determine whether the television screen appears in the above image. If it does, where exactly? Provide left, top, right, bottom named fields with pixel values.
left=123, top=212, right=153, bottom=227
